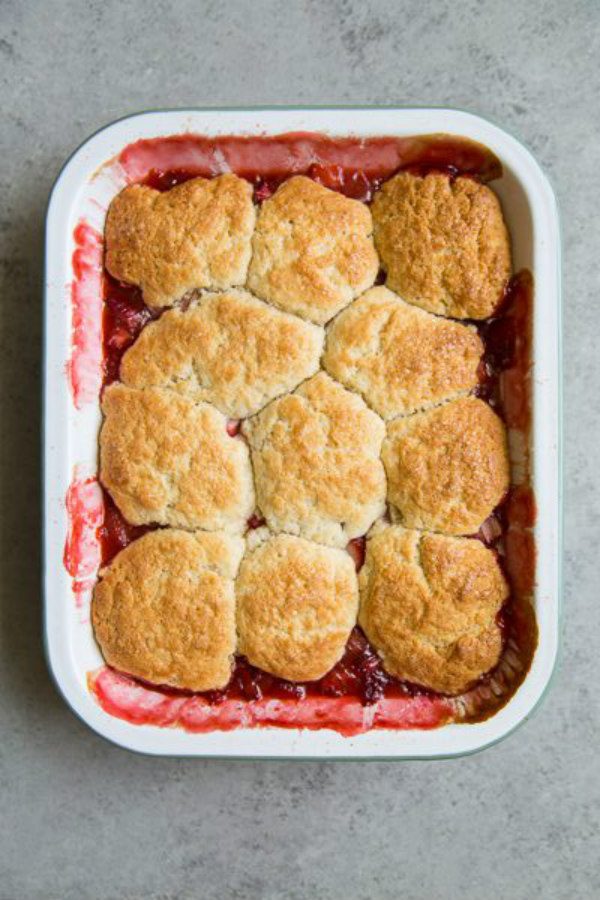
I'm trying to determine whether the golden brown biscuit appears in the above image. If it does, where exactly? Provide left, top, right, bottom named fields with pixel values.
left=358, top=525, right=507, bottom=693
left=92, top=530, right=244, bottom=691
left=236, top=533, right=359, bottom=681
left=120, top=289, right=324, bottom=418
left=243, top=372, right=386, bottom=548
left=382, top=396, right=509, bottom=535
left=323, top=286, right=483, bottom=418
left=100, top=384, right=254, bottom=531
left=372, top=172, right=511, bottom=319
left=105, top=175, right=255, bottom=308
left=247, top=176, right=379, bottom=324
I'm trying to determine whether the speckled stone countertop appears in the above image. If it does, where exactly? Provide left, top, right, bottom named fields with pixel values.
left=0, top=1, right=596, bottom=897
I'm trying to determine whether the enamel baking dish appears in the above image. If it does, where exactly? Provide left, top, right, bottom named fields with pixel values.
left=44, top=108, right=561, bottom=758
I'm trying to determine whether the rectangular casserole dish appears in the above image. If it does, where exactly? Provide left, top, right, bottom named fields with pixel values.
left=44, top=107, right=561, bottom=758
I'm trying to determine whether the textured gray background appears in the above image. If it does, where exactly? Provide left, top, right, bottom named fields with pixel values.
left=0, top=1, right=595, bottom=898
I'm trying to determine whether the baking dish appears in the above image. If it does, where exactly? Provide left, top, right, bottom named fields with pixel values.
left=44, top=108, right=561, bottom=758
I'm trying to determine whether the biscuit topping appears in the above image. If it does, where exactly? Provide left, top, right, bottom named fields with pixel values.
left=382, top=396, right=510, bottom=534
left=359, top=526, right=507, bottom=694
left=100, top=384, right=254, bottom=532
left=236, top=534, right=359, bottom=682
left=105, top=174, right=255, bottom=308
left=372, top=171, right=511, bottom=319
left=92, top=530, right=244, bottom=691
left=247, top=175, right=379, bottom=324
left=243, top=372, right=387, bottom=548
left=323, top=285, right=484, bottom=418
left=119, top=289, right=324, bottom=418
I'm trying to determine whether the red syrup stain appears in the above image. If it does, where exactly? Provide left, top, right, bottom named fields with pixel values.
left=63, top=474, right=104, bottom=610
left=119, top=132, right=502, bottom=187
left=67, top=223, right=104, bottom=408
left=308, top=163, right=378, bottom=202
left=90, top=631, right=454, bottom=737
left=476, top=269, right=537, bottom=649
left=458, top=269, right=538, bottom=719
left=246, top=513, right=266, bottom=530
left=97, top=490, right=156, bottom=566
left=346, top=536, right=366, bottom=571
left=475, top=270, right=534, bottom=426
left=63, top=476, right=103, bottom=582
left=102, top=274, right=157, bottom=387
left=226, top=419, right=242, bottom=437
left=63, top=478, right=153, bottom=607
left=253, top=178, right=280, bottom=203
left=80, top=133, right=537, bottom=733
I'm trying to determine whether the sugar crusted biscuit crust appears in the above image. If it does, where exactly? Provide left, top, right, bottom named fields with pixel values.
left=382, top=396, right=509, bottom=535
left=105, top=175, right=255, bottom=308
left=243, top=372, right=387, bottom=548
left=323, top=286, right=483, bottom=418
left=100, top=384, right=254, bottom=531
left=120, top=289, right=324, bottom=418
left=372, top=172, right=511, bottom=319
left=358, top=525, right=507, bottom=694
left=92, top=530, right=244, bottom=691
left=247, top=176, right=379, bottom=324
left=236, top=533, right=359, bottom=681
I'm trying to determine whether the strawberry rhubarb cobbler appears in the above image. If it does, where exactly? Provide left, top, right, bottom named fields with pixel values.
left=79, top=132, right=537, bottom=736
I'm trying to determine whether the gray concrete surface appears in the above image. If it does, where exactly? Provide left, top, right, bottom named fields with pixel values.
left=0, top=1, right=596, bottom=897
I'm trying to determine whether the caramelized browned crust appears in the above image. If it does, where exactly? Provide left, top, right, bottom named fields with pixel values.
left=236, top=533, right=359, bottom=681
left=100, top=384, right=254, bottom=531
left=120, top=289, right=324, bottom=418
left=359, top=525, right=507, bottom=693
left=243, top=372, right=386, bottom=547
left=247, top=176, right=379, bottom=324
left=323, top=286, right=483, bottom=418
left=382, top=396, right=509, bottom=534
left=105, top=175, right=255, bottom=308
left=92, top=530, right=244, bottom=691
left=372, top=172, right=511, bottom=319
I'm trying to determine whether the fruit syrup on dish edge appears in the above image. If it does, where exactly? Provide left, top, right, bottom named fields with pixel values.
left=98, top=149, right=535, bottom=712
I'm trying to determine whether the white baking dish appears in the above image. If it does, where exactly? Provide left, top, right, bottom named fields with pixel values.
left=44, top=108, right=561, bottom=758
